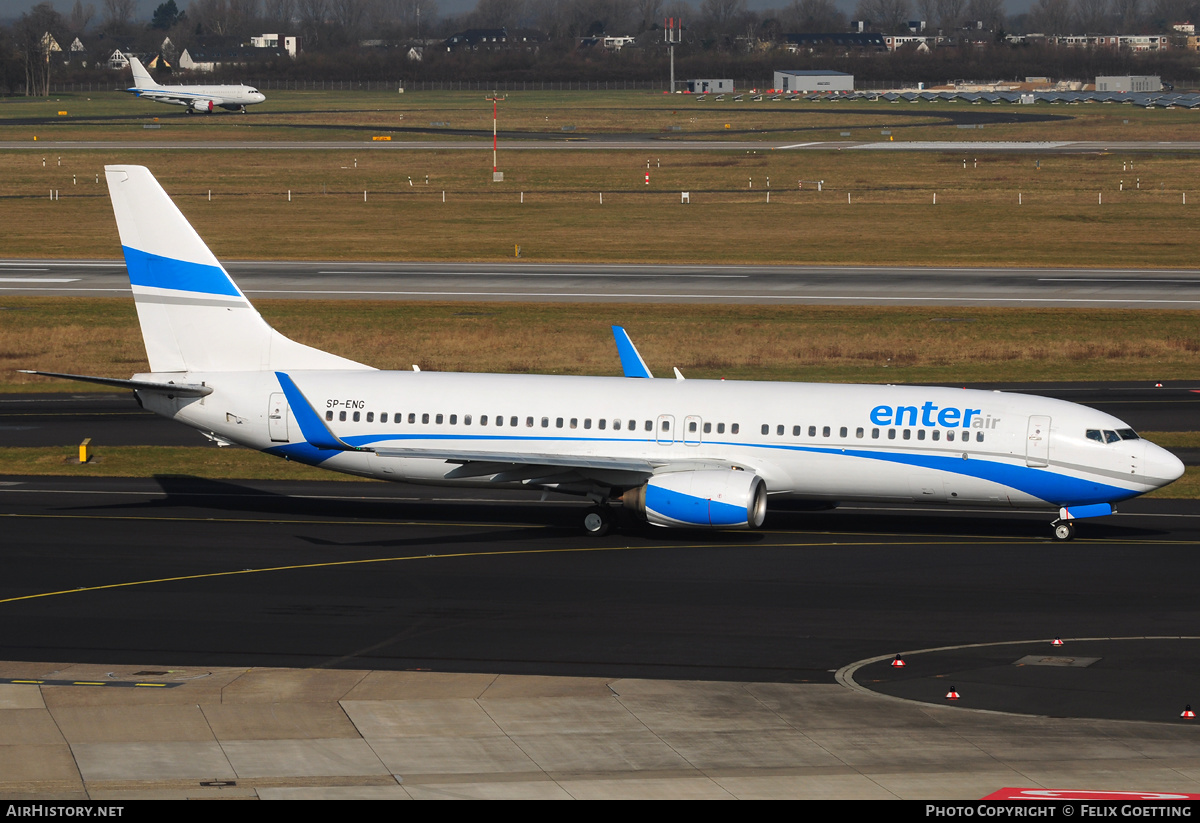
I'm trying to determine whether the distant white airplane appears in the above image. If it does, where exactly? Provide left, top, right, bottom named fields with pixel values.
left=124, top=56, right=265, bottom=113
left=22, top=166, right=1186, bottom=540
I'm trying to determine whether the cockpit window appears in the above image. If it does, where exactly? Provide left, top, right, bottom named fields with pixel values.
left=1086, top=430, right=1104, bottom=443
left=1117, top=429, right=1140, bottom=440
left=1104, top=430, right=1121, bottom=444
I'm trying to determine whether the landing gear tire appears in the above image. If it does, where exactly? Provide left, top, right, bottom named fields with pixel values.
left=1052, top=522, right=1075, bottom=542
left=583, top=506, right=613, bottom=537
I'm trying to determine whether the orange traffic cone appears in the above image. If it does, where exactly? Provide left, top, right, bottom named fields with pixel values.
left=891, top=655, right=906, bottom=668
left=1182, top=705, right=1195, bottom=719
left=945, top=688, right=960, bottom=701
left=1052, top=637, right=1064, bottom=647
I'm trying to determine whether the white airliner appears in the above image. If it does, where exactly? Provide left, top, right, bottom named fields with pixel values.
left=124, top=57, right=265, bottom=113
left=23, top=166, right=1186, bottom=540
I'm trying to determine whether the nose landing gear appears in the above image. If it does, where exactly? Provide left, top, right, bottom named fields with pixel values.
left=1051, top=521, right=1076, bottom=541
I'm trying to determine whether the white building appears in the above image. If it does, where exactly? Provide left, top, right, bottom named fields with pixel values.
left=250, top=33, right=299, bottom=57
left=1096, top=75, right=1163, bottom=92
left=773, top=70, right=853, bottom=93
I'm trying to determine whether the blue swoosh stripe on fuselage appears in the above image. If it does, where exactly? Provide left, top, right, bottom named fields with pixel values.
left=123, top=246, right=242, bottom=296
left=324, top=431, right=1136, bottom=506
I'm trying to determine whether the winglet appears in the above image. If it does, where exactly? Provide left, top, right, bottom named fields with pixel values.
left=275, top=372, right=362, bottom=451
left=612, top=326, right=653, bottom=378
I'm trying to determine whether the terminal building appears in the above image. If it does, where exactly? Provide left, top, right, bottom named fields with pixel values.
left=773, top=70, right=854, bottom=93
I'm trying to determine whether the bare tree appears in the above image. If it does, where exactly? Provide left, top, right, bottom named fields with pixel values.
left=936, top=0, right=965, bottom=29
left=68, top=0, right=97, bottom=33
left=1111, top=0, right=1142, bottom=28
left=700, top=0, right=748, bottom=28
left=854, top=0, right=912, bottom=32
left=16, top=3, right=65, bottom=96
left=1028, top=0, right=1073, bottom=32
left=1074, top=0, right=1110, bottom=31
left=471, top=0, right=526, bottom=28
left=331, top=0, right=372, bottom=34
left=965, top=0, right=1004, bottom=30
left=102, top=0, right=137, bottom=27
left=786, top=0, right=847, bottom=31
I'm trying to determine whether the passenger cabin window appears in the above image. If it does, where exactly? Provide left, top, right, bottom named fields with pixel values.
left=731, top=423, right=739, bottom=434
left=339, top=411, right=347, bottom=422
left=367, top=412, right=374, bottom=422
left=761, top=424, right=769, bottom=435
left=326, top=411, right=333, bottom=421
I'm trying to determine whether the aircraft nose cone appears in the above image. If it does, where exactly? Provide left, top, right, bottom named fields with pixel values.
left=1146, top=443, right=1185, bottom=486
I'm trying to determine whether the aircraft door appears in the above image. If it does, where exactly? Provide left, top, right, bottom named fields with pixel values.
left=1026, top=415, right=1050, bottom=467
left=684, top=415, right=702, bottom=446
left=268, top=392, right=289, bottom=442
left=656, top=415, right=675, bottom=445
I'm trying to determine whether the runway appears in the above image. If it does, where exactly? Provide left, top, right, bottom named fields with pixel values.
left=6, top=259, right=1200, bottom=307
left=5, top=138, right=1200, bottom=153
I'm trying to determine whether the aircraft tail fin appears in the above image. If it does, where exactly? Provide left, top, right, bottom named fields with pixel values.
left=105, top=165, right=371, bottom=374
left=127, top=57, right=159, bottom=89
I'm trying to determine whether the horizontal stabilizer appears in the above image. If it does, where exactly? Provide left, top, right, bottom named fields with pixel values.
left=18, top=370, right=213, bottom=396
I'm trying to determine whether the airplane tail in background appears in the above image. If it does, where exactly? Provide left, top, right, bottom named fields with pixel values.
left=105, top=165, right=372, bottom=374
left=127, top=57, right=159, bottom=89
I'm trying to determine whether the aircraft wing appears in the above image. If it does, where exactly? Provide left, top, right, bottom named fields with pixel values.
left=371, top=446, right=661, bottom=473
left=276, top=370, right=737, bottom=484
left=127, top=89, right=191, bottom=106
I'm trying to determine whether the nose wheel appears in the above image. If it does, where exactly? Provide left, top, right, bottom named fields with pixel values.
left=1051, top=521, right=1076, bottom=541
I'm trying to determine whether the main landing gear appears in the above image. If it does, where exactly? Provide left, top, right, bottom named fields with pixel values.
left=583, top=505, right=613, bottom=537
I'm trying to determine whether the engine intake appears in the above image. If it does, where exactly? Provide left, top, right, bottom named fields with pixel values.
left=190, top=99, right=214, bottom=113
left=625, top=470, right=767, bottom=529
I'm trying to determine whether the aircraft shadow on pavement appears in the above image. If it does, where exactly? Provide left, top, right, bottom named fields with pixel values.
left=51, top=474, right=1175, bottom=544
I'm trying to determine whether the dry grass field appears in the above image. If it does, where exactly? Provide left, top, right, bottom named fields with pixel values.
left=6, top=299, right=1200, bottom=391
left=2, top=147, right=1200, bottom=267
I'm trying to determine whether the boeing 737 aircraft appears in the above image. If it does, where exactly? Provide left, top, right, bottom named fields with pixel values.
left=22, top=166, right=1186, bottom=540
left=124, top=57, right=265, bottom=113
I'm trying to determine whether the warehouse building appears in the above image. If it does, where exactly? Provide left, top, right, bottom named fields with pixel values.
left=773, top=70, right=854, bottom=93
left=1096, top=75, right=1162, bottom=92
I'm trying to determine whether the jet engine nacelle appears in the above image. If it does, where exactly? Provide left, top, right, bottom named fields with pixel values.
left=625, top=470, right=767, bottom=529
left=191, top=99, right=214, bottom=113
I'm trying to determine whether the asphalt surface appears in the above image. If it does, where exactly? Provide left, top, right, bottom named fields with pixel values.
left=6, top=259, right=1200, bottom=307
left=1, top=474, right=1198, bottom=724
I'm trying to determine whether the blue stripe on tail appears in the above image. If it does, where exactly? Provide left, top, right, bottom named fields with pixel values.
left=123, top=246, right=241, bottom=296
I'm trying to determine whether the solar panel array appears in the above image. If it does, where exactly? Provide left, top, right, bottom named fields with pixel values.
left=697, top=90, right=1200, bottom=108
